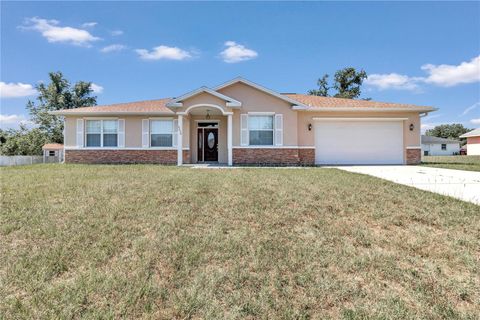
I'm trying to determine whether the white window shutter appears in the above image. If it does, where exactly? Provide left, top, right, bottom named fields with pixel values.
left=240, top=114, right=249, bottom=146
left=118, top=119, right=125, bottom=147
left=172, top=119, right=178, bottom=147
left=142, top=119, right=149, bottom=148
left=76, top=119, right=84, bottom=148
left=275, top=114, right=283, bottom=146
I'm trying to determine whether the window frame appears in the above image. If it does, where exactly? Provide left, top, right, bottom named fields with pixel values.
left=85, top=119, right=119, bottom=148
left=149, top=119, right=174, bottom=148
left=248, top=114, right=275, bottom=146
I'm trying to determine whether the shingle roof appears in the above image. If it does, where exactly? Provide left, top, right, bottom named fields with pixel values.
left=52, top=98, right=173, bottom=115
left=421, top=135, right=460, bottom=144
left=459, top=128, right=480, bottom=138
left=42, top=143, right=64, bottom=150
left=285, top=94, right=434, bottom=111
left=51, top=88, right=435, bottom=115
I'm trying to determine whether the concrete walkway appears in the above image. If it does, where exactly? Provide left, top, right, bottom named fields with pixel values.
left=335, top=166, right=480, bottom=205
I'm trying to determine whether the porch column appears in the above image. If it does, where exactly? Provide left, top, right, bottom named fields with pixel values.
left=177, top=115, right=183, bottom=166
left=227, top=114, right=233, bottom=166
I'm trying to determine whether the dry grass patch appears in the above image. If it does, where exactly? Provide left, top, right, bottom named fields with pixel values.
left=1, top=164, right=479, bottom=319
left=422, top=155, right=480, bottom=172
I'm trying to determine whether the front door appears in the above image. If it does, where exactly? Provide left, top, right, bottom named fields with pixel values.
left=204, top=128, right=218, bottom=161
left=197, top=124, right=218, bottom=162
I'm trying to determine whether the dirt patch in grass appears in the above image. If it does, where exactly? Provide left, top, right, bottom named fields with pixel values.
left=1, top=164, right=479, bottom=318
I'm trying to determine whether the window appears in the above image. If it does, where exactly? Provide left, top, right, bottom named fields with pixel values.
left=249, top=115, right=274, bottom=145
left=150, top=120, right=173, bottom=147
left=441, top=144, right=447, bottom=150
left=103, top=120, right=118, bottom=147
left=49, top=150, right=56, bottom=156
left=86, top=120, right=118, bottom=147
left=424, top=151, right=429, bottom=156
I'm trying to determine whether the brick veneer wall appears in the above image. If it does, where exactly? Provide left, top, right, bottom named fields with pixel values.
left=298, top=148, right=315, bottom=165
left=65, top=149, right=190, bottom=164
left=406, top=148, right=421, bottom=165
left=233, top=148, right=315, bottom=166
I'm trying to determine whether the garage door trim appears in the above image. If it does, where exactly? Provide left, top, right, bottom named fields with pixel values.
left=312, top=117, right=408, bottom=121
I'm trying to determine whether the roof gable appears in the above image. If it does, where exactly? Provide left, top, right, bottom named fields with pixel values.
left=166, top=86, right=241, bottom=108
left=214, top=77, right=309, bottom=109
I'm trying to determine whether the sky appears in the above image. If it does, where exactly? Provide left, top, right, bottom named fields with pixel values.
left=1, top=1, right=479, bottom=132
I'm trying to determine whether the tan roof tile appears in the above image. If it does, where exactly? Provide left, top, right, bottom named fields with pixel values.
left=284, top=94, right=433, bottom=110
left=55, top=98, right=173, bottom=114
left=53, top=93, right=434, bottom=115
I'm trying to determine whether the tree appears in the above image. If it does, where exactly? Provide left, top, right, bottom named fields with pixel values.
left=0, top=125, right=49, bottom=156
left=308, top=67, right=368, bottom=99
left=425, top=124, right=472, bottom=140
left=307, top=74, right=329, bottom=96
left=333, top=67, right=368, bottom=99
left=27, top=71, right=97, bottom=143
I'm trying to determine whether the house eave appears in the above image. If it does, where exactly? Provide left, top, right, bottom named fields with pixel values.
left=298, top=107, right=437, bottom=113
left=50, top=111, right=174, bottom=116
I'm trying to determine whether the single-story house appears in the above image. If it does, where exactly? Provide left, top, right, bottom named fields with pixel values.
left=421, top=135, right=460, bottom=156
left=51, top=77, right=436, bottom=165
left=459, top=128, right=480, bottom=155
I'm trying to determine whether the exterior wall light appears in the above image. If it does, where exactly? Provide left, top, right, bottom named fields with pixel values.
left=308, top=123, right=312, bottom=131
left=409, top=123, right=414, bottom=131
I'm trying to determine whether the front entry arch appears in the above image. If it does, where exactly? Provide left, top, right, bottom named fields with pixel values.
left=176, top=104, right=233, bottom=166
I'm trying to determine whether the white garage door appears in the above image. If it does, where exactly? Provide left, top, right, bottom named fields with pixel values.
left=314, top=120, right=404, bottom=165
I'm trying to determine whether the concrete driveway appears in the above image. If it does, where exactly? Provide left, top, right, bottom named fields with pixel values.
left=335, top=166, right=480, bottom=205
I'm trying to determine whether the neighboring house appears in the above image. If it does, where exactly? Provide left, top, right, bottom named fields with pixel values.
left=42, top=143, right=64, bottom=163
left=52, top=77, right=435, bottom=165
left=421, top=135, right=460, bottom=156
left=459, top=128, right=480, bottom=155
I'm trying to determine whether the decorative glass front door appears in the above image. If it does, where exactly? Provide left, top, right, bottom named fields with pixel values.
left=197, top=123, right=218, bottom=162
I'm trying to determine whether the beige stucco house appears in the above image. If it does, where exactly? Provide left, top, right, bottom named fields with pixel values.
left=52, top=77, right=436, bottom=165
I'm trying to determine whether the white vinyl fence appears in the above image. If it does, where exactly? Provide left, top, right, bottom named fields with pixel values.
left=0, top=156, right=44, bottom=166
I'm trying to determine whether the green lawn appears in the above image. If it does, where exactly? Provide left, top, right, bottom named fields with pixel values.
left=421, top=155, right=480, bottom=172
left=1, top=165, right=479, bottom=319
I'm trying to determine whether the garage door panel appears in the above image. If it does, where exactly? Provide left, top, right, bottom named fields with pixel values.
left=315, top=121, right=404, bottom=165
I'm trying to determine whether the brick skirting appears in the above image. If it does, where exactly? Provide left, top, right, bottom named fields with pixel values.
left=233, top=148, right=315, bottom=166
left=406, top=148, right=421, bottom=165
left=298, top=148, right=315, bottom=166
left=65, top=149, right=191, bottom=164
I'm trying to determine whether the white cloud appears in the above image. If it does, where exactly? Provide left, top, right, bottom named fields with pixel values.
left=91, top=83, right=103, bottom=94
left=100, top=44, right=126, bottom=53
left=0, top=82, right=37, bottom=98
left=0, top=114, right=33, bottom=129
left=21, top=17, right=100, bottom=46
left=365, top=73, right=420, bottom=91
left=367, top=55, right=480, bottom=91
left=470, top=118, right=480, bottom=125
left=135, top=45, right=192, bottom=61
left=81, top=22, right=97, bottom=28
left=220, top=41, right=258, bottom=63
left=111, top=30, right=123, bottom=36
left=421, top=123, right=436, bottom=134
left=421, top=55, right=480, bottom=87
left=460, top=102, right=480, bottom=116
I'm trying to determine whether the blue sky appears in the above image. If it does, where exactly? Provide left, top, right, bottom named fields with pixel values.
left=1, top=1, right=479, bottom=132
